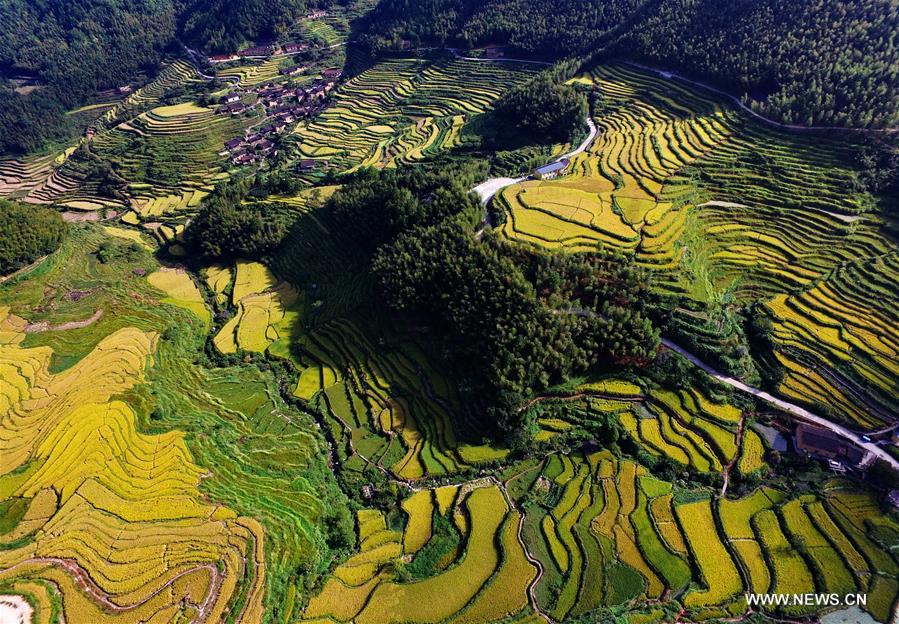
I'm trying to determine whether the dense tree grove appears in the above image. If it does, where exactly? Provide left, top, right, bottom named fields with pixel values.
left=187, top=180, right=288, bottom=259
left=328, top=166, right=481, bottom=251
left=361, top=0, right=899, bottom=129
left=0, top=88, right=75, bottom=155
left=373, top=222, right=658, bottom=433
left=615, top=0, right=899, bottom=128
left=318, top=166, right=658, bottom=434
left=0, top=200, right=68, bottom=275
left=0, top=0, right=178, bottom=153
left=358, top=0, right=642, bottom=55
left=181, top=0, right=313, bottom=53
left=493, top=76, right=588, bottom=144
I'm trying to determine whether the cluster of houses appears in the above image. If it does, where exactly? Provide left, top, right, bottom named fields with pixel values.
left=219, top=69, right=343, bottom=165
left=206, top=11, right=330, bottom=64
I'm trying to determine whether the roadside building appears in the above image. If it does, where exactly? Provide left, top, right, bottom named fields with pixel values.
left=533, top=158, right=571, bottom=180
left=886, top=489, right=899, bottom=510
left=283, top=42, right=307, bottom=54
left=238, top=44, right=273, bottom=58
left=209, top=54, right=239, bottom=64
left=794, top=423, right=872, bottom=471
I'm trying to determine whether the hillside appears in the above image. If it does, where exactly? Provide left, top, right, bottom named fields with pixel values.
left=360, top=0, right=899, bottom=129
left=0, top=0, right=337, bottom=153
left=1, top=2, right=898, bottom=624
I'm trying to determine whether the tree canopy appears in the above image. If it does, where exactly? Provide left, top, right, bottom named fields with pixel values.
left=493, top=76, right=588, bottom=145
left=186, top=180, right=288, bottom=259
left=360, top=0, right=899, bottom=129
left=0, top=200, right=68, bottom=275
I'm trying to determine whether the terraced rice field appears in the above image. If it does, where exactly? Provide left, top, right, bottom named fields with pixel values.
left=497, top=62, right=899, bottom=430
left=91, top=101, right=249, bottom=222
left=0, top=60, right=204, bottom=216
left=0, top=309, right=267, bottom=622
left=213, top=260, right=300, bottom=355
left=288, top=57, right=535, bottom=172
left=534, top=379, right=765, bottom=477
left=301, top=484, right=536, bottom=624
left=511, top=451, right=898, bottom=621
left=0, top=225, right=347, bottom=623
left=765, top=254, right=899, bottom=429
left=218, top=58, right=286, bottom=86
left=205, top=245, right=506, bottom=482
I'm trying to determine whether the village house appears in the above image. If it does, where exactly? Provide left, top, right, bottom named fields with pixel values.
left=322, top=68, right=342, bottom=81
left=231, top=151, right=256, bottom=165
left=299, top=159, right=317, bottom=172
left=222, top=93, right=241, bottom=104
left=223, top=138, right=242, bottom=151
left=306, top=9, right=327, bottom=19
left=208, top=53, right=239, bottom=64
left=483, top=45, right=506, bottom=59
left=238, top=44, right=273, bottom=58
left=533, top=158, right=571, bottom=180
left=280, top=65, right=307, bottom=76
left=283, top=42, right=307, bottom=54
left=794, top=424, right=873, bottom=471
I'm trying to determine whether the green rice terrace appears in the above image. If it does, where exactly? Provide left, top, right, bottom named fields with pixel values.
left=0, top=6, right=898, bottom=624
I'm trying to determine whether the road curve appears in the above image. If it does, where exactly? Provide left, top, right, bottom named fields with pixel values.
left=661, top=339, right=899, bottom=471
left=471, top=115, right=599, bottom=206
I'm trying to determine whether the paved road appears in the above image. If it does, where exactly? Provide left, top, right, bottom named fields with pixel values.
left=471, top=115, right=599, bottom=206
left=661, top=339, right=899, bottom=471
left=473, top=176, right=527, bottom=205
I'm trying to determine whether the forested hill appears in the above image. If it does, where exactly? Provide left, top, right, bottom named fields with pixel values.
left=0, top=0, right=329, bottom=154
left=360, top=0, right=899, bottom=129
